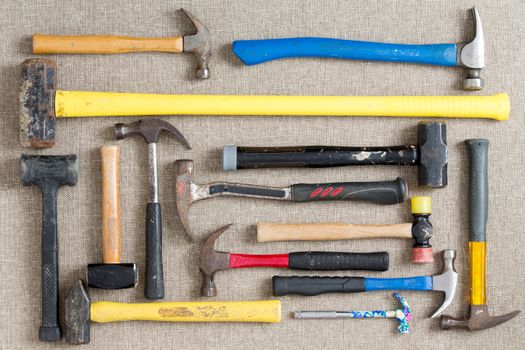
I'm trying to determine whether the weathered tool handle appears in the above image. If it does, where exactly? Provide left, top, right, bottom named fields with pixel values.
left=91, top=300, right=281, bottom=323
left=465, top=139, right=488, bottom=242
left=39, top=185, right=62, bottom=341
left=224, top=145, right=417, bottom=170
left=145, top=203, right=164, bottom=300
left=288, top=251, right=389, bottom=271
left=272, top=276, right=366, bottom=296
left=32, top=34, right=183, bottom=54
left=100, top=145, right=120, bottom=263
left=55, top=91, right=510, bottom=121
left=291, top=177, right=407, bottom=205
left=208, top=183, right=288, bottom=200
left=256, top=222, right=412, bottom=242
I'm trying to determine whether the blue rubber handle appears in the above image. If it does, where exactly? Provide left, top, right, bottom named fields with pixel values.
left=364, top=276, right=432, bottom=291
left=232, top=38, right=457, bottom=67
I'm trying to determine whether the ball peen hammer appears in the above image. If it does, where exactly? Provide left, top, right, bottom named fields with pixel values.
left=64, top=280, right=281, bottom=344
left=20, top=154, right=79, bottom=342
left=440, top=140, right=520, bottom=330
left=19, top=58, right=509, bottom=149
left=114, top=119, right=191, bottom=300
left=257, top=196, right=434, bottom=264
left=32, top=9, right=211, bottom=79
left=199, top=224, right=390, bottom=297
left=233, top=8, right=485, bottom=90
left=86, top=145, right=138, bottom=290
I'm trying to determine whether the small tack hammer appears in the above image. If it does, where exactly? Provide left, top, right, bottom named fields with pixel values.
left=86, top=145, right=138, bottom=289
left=32, top=9, right=211, bottom=79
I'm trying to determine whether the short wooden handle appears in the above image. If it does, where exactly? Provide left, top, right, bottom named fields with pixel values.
left=256, top=223, right=413, bottom=242
left=32, top=33, right=183, bottom=54
left=91, top=300, right=281, bottom=323
left=100, top=145, right=121, bottom=263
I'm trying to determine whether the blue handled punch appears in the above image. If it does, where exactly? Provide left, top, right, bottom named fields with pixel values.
left=233, top=8, right=484, bottom=90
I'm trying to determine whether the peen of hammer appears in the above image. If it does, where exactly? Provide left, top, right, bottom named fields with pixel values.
left=21, top=154, right=79, bottom=342
left=174, top=159, right=408, bottom=238
left=257, top=196, right=434, bottom=264
left=223, top=122, right=447, bottom=188
left=200, top=224, right=390, bottom=297
left=19, top=58, right=509, bottom=149
left=86, top=145, right=138, bottom=290
left=64, top=280, right=281, bottom=344
left=32, top=9, right=211, bottom=79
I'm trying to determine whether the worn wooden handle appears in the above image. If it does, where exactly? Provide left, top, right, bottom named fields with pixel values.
left=256, top=223, right=412, bottom=242
left=32, top=33, right=183, bottom=54
left=100, top=145, right=120, bottom=263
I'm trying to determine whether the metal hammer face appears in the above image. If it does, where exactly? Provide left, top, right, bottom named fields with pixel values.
left=417, top=122, right=447, bottom=188
left=181, top=8, right=211, bottom=79
left=430, top=250, right=458, bottom=319
left=458, top=8, right=485, bottom=90
left=199, top=224, right=232, bottom=297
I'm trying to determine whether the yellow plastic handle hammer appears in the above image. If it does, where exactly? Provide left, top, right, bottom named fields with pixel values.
left=55, top=91, right=509, bottom=121
left=91, top=300, right=281, bottom=323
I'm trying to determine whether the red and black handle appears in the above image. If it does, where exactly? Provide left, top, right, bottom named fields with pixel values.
left=229, top=251, right=389, bottom=271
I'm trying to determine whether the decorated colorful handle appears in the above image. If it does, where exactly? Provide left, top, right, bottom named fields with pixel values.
left=33, top=34, right=183, bottom=54
left=91, top=300, right=281, bottom=323
left=54, top=91, right=510, bottom=121
left=232, top=38, right=457, bottom=66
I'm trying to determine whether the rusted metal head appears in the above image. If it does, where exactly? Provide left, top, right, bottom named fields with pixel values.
left=199, top=224, right=232, bottom=297
left=19, top=59, right=57, bottom=148
left=441, top=305, right=520, bottom=331
left=21, top=154, right=78, bottom=189
left=181, top=8, right=211, bottom=79
left=430, top=249, right=458, bottom=319
left=114, top=119, right=191, bottom=147
left=64, top=280, right=91, bottom=344
left=175, top=159, right=198, bottom=239
left=417, top=122, right=447, bottom=188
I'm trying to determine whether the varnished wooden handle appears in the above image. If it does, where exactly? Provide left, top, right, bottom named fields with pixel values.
left=32, top=33, right=183, bottom=54
left=100, top=145, right=121, bottom=263
left=256, top=223, right=412, bottom=242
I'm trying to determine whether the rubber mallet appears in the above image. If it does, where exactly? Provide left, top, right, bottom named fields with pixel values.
left=19, top=58, right=509, bottom=149
left=257, top=196, right=433, bottom=263
left=86, top=145, right=138, bottom=290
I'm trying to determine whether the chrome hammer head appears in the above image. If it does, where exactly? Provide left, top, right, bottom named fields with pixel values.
left=199, top=224, right=233, bottom=297
left=181, top=8, right=211, bottom=79
left=458, top=7, right=485, bottom=90
left=430, top=249, right=458, bottom=319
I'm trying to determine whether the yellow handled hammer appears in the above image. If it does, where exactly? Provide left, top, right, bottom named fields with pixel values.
left=20, top=59, right=509, bottom=148
left=64, top=280, right=281, bottom=344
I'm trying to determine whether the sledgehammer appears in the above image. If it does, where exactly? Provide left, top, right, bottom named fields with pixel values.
left=19, top=59, right=509, bottom=148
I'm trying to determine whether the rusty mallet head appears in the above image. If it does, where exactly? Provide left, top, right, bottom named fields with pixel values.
left=199, top=224, right=234, bottom=297
left=180, top=8, right=211, bottom=79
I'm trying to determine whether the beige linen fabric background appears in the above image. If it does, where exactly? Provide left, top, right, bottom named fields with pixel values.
left=1, top=0, right=524, bottom=349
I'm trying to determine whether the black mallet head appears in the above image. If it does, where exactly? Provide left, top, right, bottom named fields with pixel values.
left=86, top=263, right=138, bottom=290
left=417, top=122, right=447, bottom=188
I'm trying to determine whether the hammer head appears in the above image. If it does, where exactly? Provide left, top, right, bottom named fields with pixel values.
left=175, top=159, right=198, bottom=238
left=430, top=249, right=458, bottom=319
left=459, top=7, right=485, bottom=90
left=86, top=263, right=138, bottom=289
left=64, top=280, right=91, bottom=344
left=441, top=305, right=520, bottom=331
left=181, top=8, right=211, bottom=79
left=199, top=224, right=232, bottom=297
left=114, top=119, right=191, bottom=147
left=19, top=59, right=57, bottom=149
left=21, top=154, right=78, bottom=189
left=417, top=122, right=447, bottom=188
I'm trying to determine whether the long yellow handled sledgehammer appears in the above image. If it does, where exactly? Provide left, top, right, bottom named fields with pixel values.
left=20, top=59, right=510, bottom=148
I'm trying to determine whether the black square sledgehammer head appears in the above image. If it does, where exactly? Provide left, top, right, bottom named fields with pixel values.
left=417, top=122, right=447, bottom=188
left=86, top=263, right=138, bottom=289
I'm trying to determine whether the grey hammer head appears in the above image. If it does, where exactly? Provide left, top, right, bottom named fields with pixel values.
left=458, top=7, right=485, bottom=90
left=114, top=118, right=191, bottom=147
left=199, top=224, right=233, bottom=297
left=441, top=305, right=520, bottom=331
left=430, top=249, right=458, bottom=319
left=181, top=8, right=211, bottom=79
left=64, top=280, right=91, bottom=344
left=21, top=154, right=78, bottom=189
left=417, top=122, right=447, bottom=188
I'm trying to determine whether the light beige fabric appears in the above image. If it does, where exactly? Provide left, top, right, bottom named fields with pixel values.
left=1, top=0, right=524, bottom=348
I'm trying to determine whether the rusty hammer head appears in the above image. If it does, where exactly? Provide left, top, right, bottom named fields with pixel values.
left=64, top=280, right=91, bottom=344
left=114, top=118, right=191, bottom=147
left=458, top=7, right=485, bottom=90
left=199, top=224, right=233, bottom=297
left=441, top=305, right=520, bottom=331
left=180, top=8, right=211, bottom=79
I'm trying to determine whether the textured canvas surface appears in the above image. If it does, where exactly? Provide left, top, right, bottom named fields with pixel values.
left=1, top=0, right=524, bottom=349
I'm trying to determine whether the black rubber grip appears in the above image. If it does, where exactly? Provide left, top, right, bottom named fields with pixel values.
left=272, top=276, right=366, bottom=296
left=288, top=252, right=389, bottom=271
left=465, top=139, right=489, bottom=242
left=145, top=203, right=164, bottom=300
left=235, top=146, right=418, bottom=168
left=291, top=177, right=407, bottom=205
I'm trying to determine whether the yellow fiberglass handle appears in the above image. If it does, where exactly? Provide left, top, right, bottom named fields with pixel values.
left=91, top=300, right=281, bottom=323
left=469, top=241, right=486, bottom=305
left=55, top=91, right=509, bottom=121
